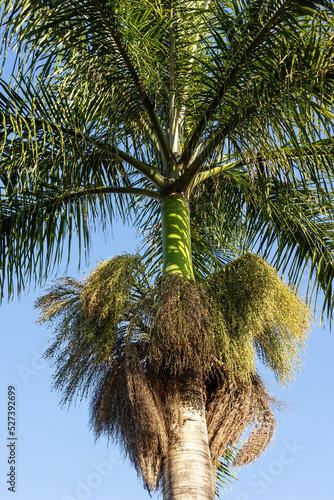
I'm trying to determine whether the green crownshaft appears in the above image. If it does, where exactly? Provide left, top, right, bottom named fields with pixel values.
left=161, top=194, right=194, bottom=279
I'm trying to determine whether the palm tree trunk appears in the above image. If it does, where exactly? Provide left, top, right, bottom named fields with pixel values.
left=163, top=369, right=215, bottom=500
left=161, top=194, right=215, bottom=500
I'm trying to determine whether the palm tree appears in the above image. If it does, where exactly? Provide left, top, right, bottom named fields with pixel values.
left=0, top=1, right=334, bottom=498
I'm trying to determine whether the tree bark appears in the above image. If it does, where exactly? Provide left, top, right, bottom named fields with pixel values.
left=163, top=369, right=215, bottom=500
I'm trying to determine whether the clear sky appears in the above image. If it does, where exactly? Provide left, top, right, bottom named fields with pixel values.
left=0, top=220, right=333, bottom=500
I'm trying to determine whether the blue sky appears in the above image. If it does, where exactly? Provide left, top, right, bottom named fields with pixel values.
left=0, top=220, right=333, bottom=500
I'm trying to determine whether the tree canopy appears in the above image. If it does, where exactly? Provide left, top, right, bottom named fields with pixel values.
left=0, top=0, right=333, bottom=321
left=1, top=1, right=333, bottom=497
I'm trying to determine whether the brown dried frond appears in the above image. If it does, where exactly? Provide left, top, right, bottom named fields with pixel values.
left=90, top=344, right=168, bottom=492
left=148, top=274, right=216, bottom=375
left=206, top=363, right=277, bottom=470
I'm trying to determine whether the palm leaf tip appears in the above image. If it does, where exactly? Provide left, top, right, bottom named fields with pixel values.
left=216, top=446, right=238, bottom=497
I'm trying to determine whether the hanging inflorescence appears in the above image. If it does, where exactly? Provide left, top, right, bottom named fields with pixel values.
left=36, top=253, right=310, bottom=491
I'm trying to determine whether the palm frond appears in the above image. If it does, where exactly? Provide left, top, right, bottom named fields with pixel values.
left=178, top=0, right=334, bottom=180
left=1, top=0, right=333, bottom=319
left=216, top=446, right=238, bottom=497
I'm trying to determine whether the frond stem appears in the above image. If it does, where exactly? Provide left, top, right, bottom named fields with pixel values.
left=91, top=0, right=174, bottom=169
left=1, top=112, right=166, bottom=189
left=181, top=0, right=294, bottom=165
left=0, top=186, right=160, bottom=231
left=193, top=160, right=243, bottom=186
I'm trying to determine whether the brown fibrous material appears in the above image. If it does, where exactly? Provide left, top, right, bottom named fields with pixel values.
left=90, top=343, right=170, bottom=491
left=90, top=347, right=278, bottom=492
left=206, top=362, right=278, bottom=469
